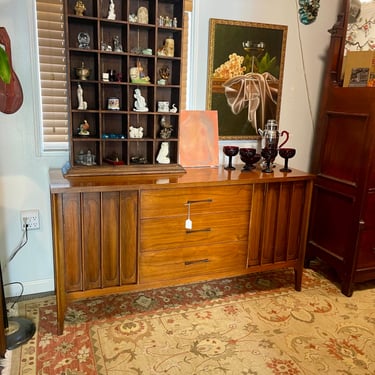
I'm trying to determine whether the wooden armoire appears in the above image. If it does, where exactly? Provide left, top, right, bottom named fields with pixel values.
left=306, top=0, right=375, bottom=296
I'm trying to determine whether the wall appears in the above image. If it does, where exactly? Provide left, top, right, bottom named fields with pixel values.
left=0, top=0, right=341, bottom=297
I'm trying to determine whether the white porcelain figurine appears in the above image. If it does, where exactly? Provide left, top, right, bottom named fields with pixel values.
left=107, top=0, right=116, bottom=20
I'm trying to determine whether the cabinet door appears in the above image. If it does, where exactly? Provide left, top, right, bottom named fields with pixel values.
left=60, top=190, right=138, bottom=292
left=248, top=181, right=310, bottom=266
left=357, top=191, right=375, bottom=268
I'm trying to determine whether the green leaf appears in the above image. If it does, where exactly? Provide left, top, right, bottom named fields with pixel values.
left=0, top=46, right=11, bottom=84
left=255, top=53, right=280, bottom=76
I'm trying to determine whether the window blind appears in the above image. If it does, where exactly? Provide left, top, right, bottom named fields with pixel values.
left=36, top=0, right=68, bottom=151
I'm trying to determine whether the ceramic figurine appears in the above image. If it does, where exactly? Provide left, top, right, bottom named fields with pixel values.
left=137, top=7, right=149, bottom=24
left=77, top=83, right=87, bottom=110
left=107, top=0, right=116, bottom=20
left=129, top=126, right=144, bottom=138
left=156, top=142, right=170, bottom=164
left=74, top=1, right=86, bottom=16
left=78, top=120, right=90, bottom=136
left=133, top=89, right=148, bottom=112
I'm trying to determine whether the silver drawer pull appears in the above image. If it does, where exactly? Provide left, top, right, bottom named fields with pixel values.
left=186, top=228, right=211, bottom=234
left=185, top=259, right=209, bottom=266
left=185, top=199, right=213, bottom=205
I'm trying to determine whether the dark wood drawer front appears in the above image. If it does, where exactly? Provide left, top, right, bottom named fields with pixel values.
left=141, top=185, right=252, bottom=218
left=139, top=242, right=248, bottom=283
left=141, top=211, right=249, bottom=251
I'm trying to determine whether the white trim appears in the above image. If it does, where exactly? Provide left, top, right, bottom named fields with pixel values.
left=4, top=278, right=54, bottom=298
left=188, top=5, right=200, bottom=109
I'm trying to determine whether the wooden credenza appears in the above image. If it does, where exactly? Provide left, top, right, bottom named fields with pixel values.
left=50, top=167, right=313, bottom=334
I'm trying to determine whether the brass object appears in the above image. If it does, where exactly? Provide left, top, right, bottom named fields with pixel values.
left=75, top=62, right=90, bottom=80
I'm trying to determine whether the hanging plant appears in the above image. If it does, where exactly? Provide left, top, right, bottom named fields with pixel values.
left=0, top=46, right=11, bottom=84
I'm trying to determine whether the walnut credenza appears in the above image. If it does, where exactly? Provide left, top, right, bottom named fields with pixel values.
left=49, top=167, right=313, bottom=334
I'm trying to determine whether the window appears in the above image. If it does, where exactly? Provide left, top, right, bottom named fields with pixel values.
left=36, top=0, right=68, bottom=152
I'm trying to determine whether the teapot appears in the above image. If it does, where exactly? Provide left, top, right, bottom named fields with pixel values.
left=258, top=119, right=289, bottom=150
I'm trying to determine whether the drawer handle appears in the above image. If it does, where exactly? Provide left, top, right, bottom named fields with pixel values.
left=185, top=199, right=213, bottom=205
left=186, top=228, right=211, bottom=234
left=185, top=258, right=209, bottom=266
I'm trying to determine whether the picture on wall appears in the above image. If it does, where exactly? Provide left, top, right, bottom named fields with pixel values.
left=207, top=18, right=287, bottom=139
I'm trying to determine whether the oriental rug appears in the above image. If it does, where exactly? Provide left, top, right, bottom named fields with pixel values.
left=7, top=266, right=375, bottom=375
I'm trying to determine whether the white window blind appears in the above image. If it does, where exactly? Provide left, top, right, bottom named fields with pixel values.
left=36, top=0, right=68, bottom=151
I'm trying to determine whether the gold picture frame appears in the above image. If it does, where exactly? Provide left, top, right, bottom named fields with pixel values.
left=207, top=18, right=288, bottom=139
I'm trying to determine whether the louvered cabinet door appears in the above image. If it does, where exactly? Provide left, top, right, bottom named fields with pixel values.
left=53, top=190, right=138, bottom=293
left=248, top=180, right=313, bottom=290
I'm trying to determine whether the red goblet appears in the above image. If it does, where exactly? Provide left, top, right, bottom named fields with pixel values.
left=223, top=146, right=239, bottom=170
left=279, top=148, right=296, bottom=172
left=239, top=148, right=259, bottom=171
left=261, top=148, right=278, bottom=173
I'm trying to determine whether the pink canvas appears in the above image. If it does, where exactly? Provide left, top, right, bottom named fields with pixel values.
left=178, top=110, right=219, bottom=167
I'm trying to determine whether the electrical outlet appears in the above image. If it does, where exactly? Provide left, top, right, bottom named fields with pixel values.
left=20, top=209, right=40, bottom=230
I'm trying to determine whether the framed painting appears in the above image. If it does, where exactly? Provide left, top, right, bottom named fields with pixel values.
left=207, top=18, right=287, bottom=139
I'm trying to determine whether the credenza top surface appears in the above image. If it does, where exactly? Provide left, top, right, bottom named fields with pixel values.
left=49, top=166, right=314, bottom=193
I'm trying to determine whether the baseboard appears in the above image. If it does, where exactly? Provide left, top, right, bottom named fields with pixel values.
left=3, top=278, right=54, bottom=298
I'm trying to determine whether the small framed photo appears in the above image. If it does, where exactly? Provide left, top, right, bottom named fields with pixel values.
left=108, top=97, right=120, bottom=110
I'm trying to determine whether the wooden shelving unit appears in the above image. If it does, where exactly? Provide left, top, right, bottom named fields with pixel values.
left=64, top=0, right=185, bottom=175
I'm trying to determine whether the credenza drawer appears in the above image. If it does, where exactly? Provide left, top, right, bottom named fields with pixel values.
left=139, top=242, right=248, bottom=283
left=141, top=210, right=249, bottom=251
left=141, top=185, right=252, bottom=218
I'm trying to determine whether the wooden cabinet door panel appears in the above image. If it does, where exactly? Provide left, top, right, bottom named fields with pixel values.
left=141, top=211, right=249, bottom=251
left=102, top=192, right=121, bottom=287
left=319, top=113, right=369, bottom=185
left=285, top=182, right=307, bottom=261
left=357, top=229, right=375, bottom=268
left=362, top=192, right=375, bottom=229
left=82, top=193, right=101, bottom=289
left=248, top=182, right=310, bottom=266
left=62, top=193, right=82, bottom=292
left=61, top=191, right=138, bottom=292
left=120, top=191, right=138, bottom=284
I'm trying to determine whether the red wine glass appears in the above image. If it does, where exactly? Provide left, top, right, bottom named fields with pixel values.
left=279, top=148, right=296, bottom=172
left=261, top=148, right=278, bottom=173
left=240, top=148, right=259, bottom=171
left=223, top=146, right=239, bottom=170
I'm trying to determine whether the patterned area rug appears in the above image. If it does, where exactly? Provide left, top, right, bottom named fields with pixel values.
left=8, top=267, right=375, bottom=374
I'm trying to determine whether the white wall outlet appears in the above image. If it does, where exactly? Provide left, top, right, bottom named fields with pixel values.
left=20, top=209, right=40, bottom=230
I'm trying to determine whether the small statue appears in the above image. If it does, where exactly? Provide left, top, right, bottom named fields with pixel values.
left=77, top=83, right=87, bottom=110
left=129, top=126, right=144, bottom=138
left=160, top=116, right=173, bottom=139
left=107, top=0, right=116, bottom=20
left=157, top=37, right=174, bottom=57
left=156, top=142, right=170, bottom=164
left=113, top=36, right=122, bottom=52
left=129, top=61, right=150, bottom=84
left=137, top=6, right=149, bottom=24
left=74, top=0, right=86, bottom=16
left=129, top=13, right=138, bottom=22
left=133, top=88, right=148, bottom=112
left=158, top=66, right=170, bottom=85
left=78, top=120, right=90, bottom=136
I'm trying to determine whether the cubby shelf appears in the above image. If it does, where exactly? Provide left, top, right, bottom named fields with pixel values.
left=64, top=0, right=185, bottom=176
